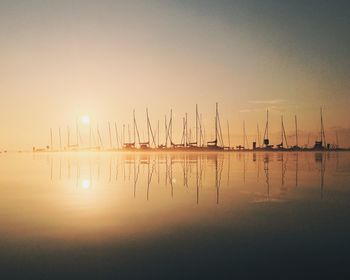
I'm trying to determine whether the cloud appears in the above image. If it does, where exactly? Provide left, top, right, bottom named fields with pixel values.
left=238, top=107, right=275, bottom=113
left=269, top=106, right=287, bottom=113
left=249, top=99, right=287, bottom=105
left=238, top=108, right=266, bottom=113
left=238, top=109, right=252, bottom=113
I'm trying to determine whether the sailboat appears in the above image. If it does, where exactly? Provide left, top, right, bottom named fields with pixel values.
left=207, top=103, right=224, bottom=150
left=123, top=110, right=137, bottom=150
left=313, top=107, right=327, bottom=150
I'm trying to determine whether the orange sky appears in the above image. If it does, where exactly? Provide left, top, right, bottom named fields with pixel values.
left=0, top=1, right=349, bottom=149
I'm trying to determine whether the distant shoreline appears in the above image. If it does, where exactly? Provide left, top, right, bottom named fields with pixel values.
left=27, top=149, right=350, bottom=154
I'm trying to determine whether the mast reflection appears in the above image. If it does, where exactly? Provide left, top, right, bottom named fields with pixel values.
left=43, top=151, right=333, bottom=204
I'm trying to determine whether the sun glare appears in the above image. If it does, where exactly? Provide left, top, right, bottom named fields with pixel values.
left=81, top=115, right=91, bottom=125
left=82, top=179, right=91, bottom=189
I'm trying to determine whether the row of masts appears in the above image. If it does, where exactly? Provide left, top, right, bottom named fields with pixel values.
left=40, top=105, right=343, bottom=152
left=42, top=103, right=225, bottom=152
left=256, top=107, right=330, bottom=151
left=121, top=103, right=225, bottom=150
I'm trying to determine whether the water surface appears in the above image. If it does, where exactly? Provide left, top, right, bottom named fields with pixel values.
left=0, top=152, right=350, bottom=279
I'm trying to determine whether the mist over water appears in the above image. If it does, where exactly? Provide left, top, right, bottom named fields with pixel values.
left=0, top=151, right=350, bottom=279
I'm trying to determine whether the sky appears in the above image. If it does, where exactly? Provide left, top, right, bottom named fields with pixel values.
left=0, top=0, right=349, bottom=149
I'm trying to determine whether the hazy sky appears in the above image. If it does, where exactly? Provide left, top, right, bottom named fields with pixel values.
left=0, top=0, right=349, bottom=149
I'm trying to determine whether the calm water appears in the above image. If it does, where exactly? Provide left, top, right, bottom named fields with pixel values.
left=1, top=152, right=350, bottom=279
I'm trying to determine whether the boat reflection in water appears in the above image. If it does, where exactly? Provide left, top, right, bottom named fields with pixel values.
left=0, top=151, right=350, bottom=279
left=45, top=152, right=341, bottom=204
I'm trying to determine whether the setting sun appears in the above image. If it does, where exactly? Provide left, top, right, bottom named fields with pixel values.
left=81, top=115, right=91, bottom=125
left=82, top=179, right=91, bottom=189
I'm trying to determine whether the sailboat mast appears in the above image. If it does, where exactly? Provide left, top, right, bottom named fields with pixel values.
left=165, top=115, right=168, bottom=147
left=50, top=128, right=53, bottom=151
left=183, top=118, right=186, bottom=145
left=295, top=115, right=298, bottom=147
left=267, top=110, right=269, bottom=139
left=320, top=107, right=326, bottom=147
left=148, top=109, right=156, bottom=147
left=133, top=110, right=136, bottom=144
left=134, top=111, right=141, bottom=145
left=243, top=121, right=246, bottom=148
left=281, top=116, right=288, bottom=148
left=257, top=123, right=261, bottom=148
left=215, top=103, right=218, bottom=145
left=200, top=114, right=203, bottom=147
left=227, top=120, right=230, bottom=148
left=115, top=122, right=119, bottom=149
left=263, top=109, right=269, bottom=147
left=320, top=107, right=322, bottom=144
left=281, top=116, right=283, bottom=146
left=146, top=108, right=150, bottom=144
left=196, top=104, right=198, bottom=146
left=59, top=127, right=62, bottom=151
left=170, top=109, right=173, bottom=144
left=122, top=124, right=125, bottom=145
left=108, top=122, right=112, bottom=149
left=67, top=126, right=70, bottom=148
left=185, top=113, right=188, bottom=147
left=97, top=124, right=103, bottom=148
left=157, top=120, right=160, bottom=147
